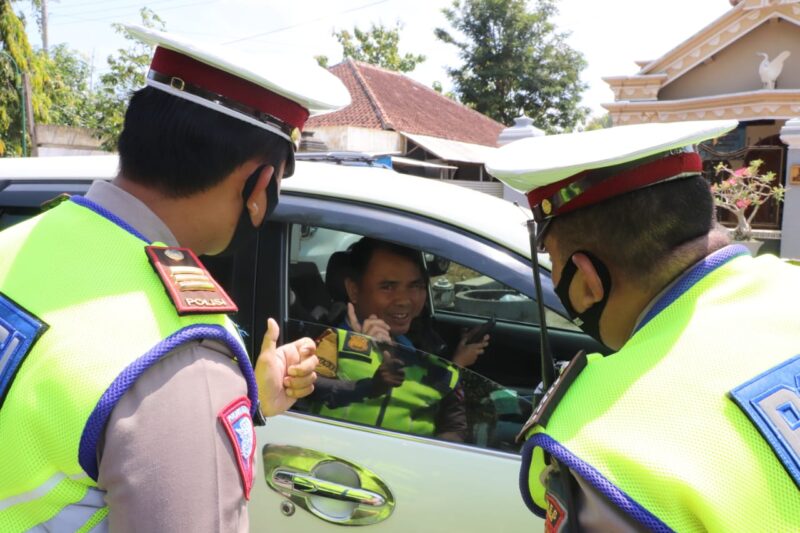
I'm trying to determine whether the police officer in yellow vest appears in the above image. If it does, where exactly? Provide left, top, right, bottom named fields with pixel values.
left=487, top=121, right=800, bottom=532
left=0, top=26, right=349, bottom=531
left=310, top=237, right=469, bottom=442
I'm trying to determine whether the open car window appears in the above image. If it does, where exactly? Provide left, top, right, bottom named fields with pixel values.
left=286, top=319, right=532, bottom=454
left=428, top=259, right=580, bottom=332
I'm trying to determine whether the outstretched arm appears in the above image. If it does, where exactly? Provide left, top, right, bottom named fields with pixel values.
left=255, top=318, right=319, bottom=417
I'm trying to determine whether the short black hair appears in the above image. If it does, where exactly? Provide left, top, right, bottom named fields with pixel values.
left=548, top=175, right=719, bottom=285
left=118, top=87, right=288, bottom=198
left=348, top=237, right=427, bottom=284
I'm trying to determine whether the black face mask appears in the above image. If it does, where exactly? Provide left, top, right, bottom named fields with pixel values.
left=216, top=164, right=281, bottom=257
left=553, top=251, right=612, bottom=347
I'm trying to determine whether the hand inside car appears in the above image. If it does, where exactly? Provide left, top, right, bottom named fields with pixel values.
left=347, top=302, right=392, bottom=343
left=452, top=328, right=490, bottom=368
left=255, top=318, right=319, bottom=417
left=370, top=350, right=406, bottom=397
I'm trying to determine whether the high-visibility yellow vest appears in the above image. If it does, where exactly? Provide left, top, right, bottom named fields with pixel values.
left=0, top=197, right=256, bottom=532
left=318, top=330, right=459, bottom=436
left=521, top=247, right=800, bottom=532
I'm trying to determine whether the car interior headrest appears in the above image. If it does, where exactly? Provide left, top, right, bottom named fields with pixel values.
left=325, top=251, right=352, bottom=303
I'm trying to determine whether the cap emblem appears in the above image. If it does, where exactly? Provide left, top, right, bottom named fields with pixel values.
left=542, top=199, right=552, bottom=216
left=165, top=248, right=185, bottom=262
left=169, top=76, right=185, bottom=91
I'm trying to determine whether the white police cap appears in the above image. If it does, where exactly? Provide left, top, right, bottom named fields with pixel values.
left=125, top=24, right=351, bottom=148
left=486, top=120, right=738, bottom=221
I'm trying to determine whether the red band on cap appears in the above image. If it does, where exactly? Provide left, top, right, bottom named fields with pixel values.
left=527, top=152, right=703, bottom=217
left=150, top=47, right=310, bottom=130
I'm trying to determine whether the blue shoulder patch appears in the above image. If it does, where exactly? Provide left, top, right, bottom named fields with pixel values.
left=0, top=292, right=48, bottom=409
left=730, top=354, right=800, bottom=489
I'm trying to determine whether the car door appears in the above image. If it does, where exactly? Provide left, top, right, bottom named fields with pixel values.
left=236, top=193, right=601, bottom=532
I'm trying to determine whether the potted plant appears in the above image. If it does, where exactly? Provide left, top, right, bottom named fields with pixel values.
left=711, top=159, right=785, bottom=250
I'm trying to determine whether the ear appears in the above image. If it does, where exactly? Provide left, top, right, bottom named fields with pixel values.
left=245, top=164, right=274, bottom=227
left=571, top=252, right=605, bottom=309
left=344, top=277, right=359, bottom=305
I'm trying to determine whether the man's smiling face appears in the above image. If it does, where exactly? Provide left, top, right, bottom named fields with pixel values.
left=350, top=248, right=427, bottom=336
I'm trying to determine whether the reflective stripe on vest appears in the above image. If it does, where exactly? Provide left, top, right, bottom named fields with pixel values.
left=521, top=246, right=800, bottom=532
left=28, top=486, right=108, bottom=533
left=0, top=198, right=253, bottom=530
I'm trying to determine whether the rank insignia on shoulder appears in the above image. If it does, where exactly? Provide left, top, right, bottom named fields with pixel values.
left=517, top=350, right=587, bottom=442
left=145, top=246, right=238, bottom=315
left=344, top=332, right=371, bottom=355
left=314, top=328, right=339, bottom=378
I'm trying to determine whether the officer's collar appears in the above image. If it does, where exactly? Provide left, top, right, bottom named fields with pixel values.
left=632, top=244, right=751, bottom=334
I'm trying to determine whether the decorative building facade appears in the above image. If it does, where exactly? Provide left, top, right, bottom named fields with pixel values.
left=603, top=0, right=800, bottom=251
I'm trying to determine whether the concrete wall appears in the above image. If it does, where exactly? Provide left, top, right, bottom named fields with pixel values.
left=35, top=124, right=107, bottom=156
left=307, top=126, right=403, bottom=153
left=659, top=19, right=800, bottom=100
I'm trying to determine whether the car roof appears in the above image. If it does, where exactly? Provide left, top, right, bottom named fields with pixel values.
left=0, top=154, right=549, bottom=268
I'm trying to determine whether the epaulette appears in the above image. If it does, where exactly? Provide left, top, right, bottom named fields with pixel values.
left=314, top=328, right=339, bottom=378
left=146, top=245, right=238, bottom=315
left=516, top=350, right=587, bottom=442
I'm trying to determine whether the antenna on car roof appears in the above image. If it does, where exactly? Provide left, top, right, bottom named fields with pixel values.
left=527, top=220, right=556, bottom=391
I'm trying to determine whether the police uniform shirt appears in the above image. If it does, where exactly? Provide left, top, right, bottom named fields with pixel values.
left=87, top=180, right=250, bottom=532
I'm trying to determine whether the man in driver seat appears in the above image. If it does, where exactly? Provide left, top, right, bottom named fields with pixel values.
left=309, top=238, right=475, bottom=442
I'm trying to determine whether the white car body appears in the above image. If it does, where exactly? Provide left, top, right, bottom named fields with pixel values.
left=0, top=155, right=567, bottom=532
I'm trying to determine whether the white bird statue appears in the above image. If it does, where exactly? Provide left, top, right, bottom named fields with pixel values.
left=757, top=51, right=791, bottom=90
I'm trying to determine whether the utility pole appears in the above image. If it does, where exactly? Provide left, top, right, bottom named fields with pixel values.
left=41, top=0, right=49, bottom=56
left=22, top=72, right=37, bottom=156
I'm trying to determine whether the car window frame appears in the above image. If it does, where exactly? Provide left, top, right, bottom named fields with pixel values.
left=268, top=193, right=566, bottom=315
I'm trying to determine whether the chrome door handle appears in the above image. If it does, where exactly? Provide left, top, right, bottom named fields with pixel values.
left=263, top=445, right=395, bottom=525
left=273, top=470, right=386, bottom=506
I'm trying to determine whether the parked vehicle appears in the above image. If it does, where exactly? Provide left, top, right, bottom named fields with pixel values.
left=0, top=154, right=604, bottom=531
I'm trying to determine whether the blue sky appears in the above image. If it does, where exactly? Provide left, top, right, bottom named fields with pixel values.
left=16, top=0, right=733, bottom=120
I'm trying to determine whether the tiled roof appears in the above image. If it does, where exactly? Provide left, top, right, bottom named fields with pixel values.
left=306, top=59, right=505, bottom=147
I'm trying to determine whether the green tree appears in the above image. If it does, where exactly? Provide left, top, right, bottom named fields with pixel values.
left=318, top=22, right=425, bottom=73
left=92, top=7, right=165, bottom=150
left=41, top=43, right=95, bottom=128
left=432, top=80, right=457, bottom=100
left=314, top=55, right=328, bottom=68
left=583, top=113, right=611, bottom=131
left=436, top=0, right=588, bottom=132
left=0, top=0, right=51, bottom=155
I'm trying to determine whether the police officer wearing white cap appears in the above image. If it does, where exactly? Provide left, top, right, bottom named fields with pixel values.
left=487, top=121, right=800, bottom=532
left=0, top=26, right=349, bottom=531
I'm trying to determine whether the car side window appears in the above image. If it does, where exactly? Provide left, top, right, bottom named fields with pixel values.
left=0, top=209, right=36, bottom=231
left=287, top=320, right=531, bottom=454
left=284, top=223, right=533, bottom=453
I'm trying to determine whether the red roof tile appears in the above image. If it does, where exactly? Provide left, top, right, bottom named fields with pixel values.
left=306, top=59, right=504, bottom=147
